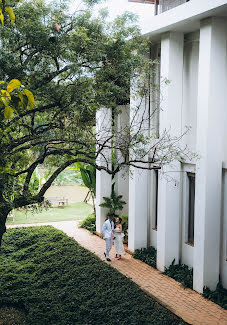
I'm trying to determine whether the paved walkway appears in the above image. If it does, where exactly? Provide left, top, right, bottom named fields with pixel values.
left=8, top=221, right=227, bottom=325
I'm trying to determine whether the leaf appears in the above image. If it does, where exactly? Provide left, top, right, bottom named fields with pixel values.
left=0, top=81, right=5, bottom=84
left=4, top=106, right=14, bottom=119
left=5, top=7, right=15, bottom=24
left=7, top=79, right=21, bottom=93
left=1, top=90, right=11, bottom=106
left=80, top=169, right=91, bottom=189
left=0, top=8, right=4, bottom=26
left=23, top=89, right=35, bottom=109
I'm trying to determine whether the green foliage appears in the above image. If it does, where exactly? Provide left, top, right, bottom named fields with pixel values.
left=99, top=189, right=126, bottom=214
left=119, top=213, right=128, bottom=233
left=0, top=0, right=148, bottom=225
left=80, top=164, right=96, bottom=196
left=133, top=246, right=157, bottom=269
left=53, top=168, right=82, bottom=185
left=163, top=261, right=193, bottom=289
left=0, top=306, right=26, bottom=325
left=0, top=226, right=187, bottom=324
left=80, top=212, right=96, bottom=233
left=203, top=283, right=227, bottom=310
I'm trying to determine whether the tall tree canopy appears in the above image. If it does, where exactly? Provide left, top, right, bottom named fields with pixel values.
left=0, top=0, right=192, bottom=245
left=0, top=0, right=149, bottom=244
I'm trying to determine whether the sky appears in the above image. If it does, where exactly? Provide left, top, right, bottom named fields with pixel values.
left=68, top=0, right=154, bottom=33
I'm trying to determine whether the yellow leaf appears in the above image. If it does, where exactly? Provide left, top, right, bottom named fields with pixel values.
left=4, top=106, right=14, bottom=119
left=7, top=79, right=21, bottom=93
left=0, top=81, right=5, bottom=84
left=18, top=92, right=23, bottom=106
left=24, top=89, right=35, bottom=109
left=1, top=90, right=11, bottom=106
left=0, top=8, right=4, bottom=26
left=5, top=7, right=15, bottom=25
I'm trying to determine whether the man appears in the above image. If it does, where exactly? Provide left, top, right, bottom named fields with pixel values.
left=102, top=213, right=115, bottom=261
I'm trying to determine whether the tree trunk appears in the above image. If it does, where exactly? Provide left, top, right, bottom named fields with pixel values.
left=91, top=192, right=96, bottom=215
left=0, top=205, right=11, bottom=247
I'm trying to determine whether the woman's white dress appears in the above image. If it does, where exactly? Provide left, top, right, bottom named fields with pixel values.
left=114, top=227, right=125, bottom=255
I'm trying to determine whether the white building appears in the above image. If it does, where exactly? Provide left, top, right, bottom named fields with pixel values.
left=96, top=0, right=227, bottom=294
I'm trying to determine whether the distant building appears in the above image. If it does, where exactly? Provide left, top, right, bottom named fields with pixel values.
left=96, top=0, right=227, bottom=294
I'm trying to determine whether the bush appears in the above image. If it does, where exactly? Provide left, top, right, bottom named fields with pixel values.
left=0, top=226, right=187, bottom=325
left=119, top=214, right=128, bottom=234
left=163, top=261, right=193, bottom=289
left=80, top=213, right=96, bottom=232
left=133, top=246, right=157, bottom=269
left=203, top=283, right=227, bottom=310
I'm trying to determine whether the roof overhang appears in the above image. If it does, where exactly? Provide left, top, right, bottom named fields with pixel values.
left=142, top=0, right=227, bottom=42
left=128, top=0, right=155, bottom=3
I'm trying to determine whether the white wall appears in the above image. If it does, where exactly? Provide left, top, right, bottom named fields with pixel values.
left=182, top=32, right=199, bottom=153
left=221, top=169, right=227, bottom=289
left=114, top=105, right=130, bottom=216
left=95, top=107, right=112, bottom=233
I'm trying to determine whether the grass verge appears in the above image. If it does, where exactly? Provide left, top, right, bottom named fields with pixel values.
left=6, top=202, right=93, bottom=225
left=0, top=226, right=187, bottom=325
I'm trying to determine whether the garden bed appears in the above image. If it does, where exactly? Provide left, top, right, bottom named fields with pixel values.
left=0, top=226, right=187, bottom=325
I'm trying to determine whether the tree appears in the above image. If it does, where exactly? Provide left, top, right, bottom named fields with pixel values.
left=99, top=189, right=126, bottom=215
left=0, top=0, right=192, bottom=245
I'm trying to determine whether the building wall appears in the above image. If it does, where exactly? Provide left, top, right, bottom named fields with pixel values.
left=128, top=23, right=227, bottom=291
left=96, top=2, right=227, bottom=292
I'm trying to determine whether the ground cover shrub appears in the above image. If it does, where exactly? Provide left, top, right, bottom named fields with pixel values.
left=0, top=306, right=26, bottom=324
left=0, top=226, right=187, bottom=325
left=203, top=283, right=227, bottom=310
left=80, top=213, right=96, bottom=232
left=163, top=262, right=193, bottom=289
left=133, top=246, right=157, bottom=269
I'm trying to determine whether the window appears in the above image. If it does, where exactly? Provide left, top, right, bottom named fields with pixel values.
left=187, top=172, right=195, bottom=245
left=153, top=169, right=159, bottom=230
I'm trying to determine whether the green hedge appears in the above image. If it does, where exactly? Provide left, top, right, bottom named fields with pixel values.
left=203, top=283, right=227, bottom=310
left=80, top=213, right=96, bottom=232
left=163, top=262, right=193, bottom=289
left=133, top=246, right=157, bottom=269
left=0, top=226, right=187, bottom=325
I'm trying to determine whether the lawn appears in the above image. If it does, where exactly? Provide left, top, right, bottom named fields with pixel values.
left=6, top=202, right=93, bottom=225
left=0, top=226, right=187, bottom=325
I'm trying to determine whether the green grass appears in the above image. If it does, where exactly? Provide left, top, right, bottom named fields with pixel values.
left=0, top=226, right=187, bottom=325
left=6, top=202, right=93, bottom=225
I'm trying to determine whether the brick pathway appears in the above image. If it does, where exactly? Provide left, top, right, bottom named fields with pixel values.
left=8, top=221, right=227, bottom=325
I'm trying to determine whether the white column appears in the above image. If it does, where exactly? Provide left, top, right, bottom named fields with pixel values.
left=128, top=166, right=148, bottom=251
left=96, top=107, right=112, bottom=233
left=193, top=18, right=227, bottom=293
left=128, top=77, right=149, bottom=252
left=157, top=32, right=184, bottom=271
left=114, top=105, right=130, bottom=216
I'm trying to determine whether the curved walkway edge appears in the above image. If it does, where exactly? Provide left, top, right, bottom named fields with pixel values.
left=7, top=221, right=227, bottom=325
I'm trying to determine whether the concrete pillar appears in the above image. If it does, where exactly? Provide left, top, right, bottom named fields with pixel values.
left=114, top=105, right=130, bottom=216
left=156, top=32, right=184, bottom=271
left=96, top=107, right=112, bottom=233
left=128, top=77, right=149, bottom=252
left=128, top=166, right=148, bottom=251
left=193, top=18, right=227, bottom=293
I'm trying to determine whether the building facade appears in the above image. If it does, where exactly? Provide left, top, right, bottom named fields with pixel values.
left=96, top=0, right=227, bottom=294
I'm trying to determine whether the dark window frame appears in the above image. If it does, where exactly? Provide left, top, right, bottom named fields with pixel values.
left=186, top=172, right=195, bottom=246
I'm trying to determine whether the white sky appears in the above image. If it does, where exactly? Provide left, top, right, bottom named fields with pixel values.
left=69, top=0, right=154, bottom=33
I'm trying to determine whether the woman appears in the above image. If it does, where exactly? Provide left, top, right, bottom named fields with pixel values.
left=113, top=217, right=125, bottom=260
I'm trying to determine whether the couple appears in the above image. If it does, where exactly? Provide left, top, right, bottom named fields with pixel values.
left=102, top=213, right=124, bottom=262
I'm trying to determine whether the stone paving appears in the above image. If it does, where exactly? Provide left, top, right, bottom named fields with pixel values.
left=8, top=221, right=227, bottom=325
